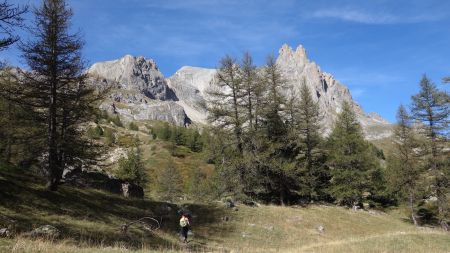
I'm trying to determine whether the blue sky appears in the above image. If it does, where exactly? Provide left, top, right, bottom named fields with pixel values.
left=3, top=0, right=450, bottom=122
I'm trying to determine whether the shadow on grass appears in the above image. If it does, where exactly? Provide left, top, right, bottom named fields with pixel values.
left=0, top=168, right=233, bottom=251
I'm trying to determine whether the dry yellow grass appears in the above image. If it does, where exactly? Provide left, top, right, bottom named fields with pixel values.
left=1, top=123, right=449, bottom=253
left=1, top=204, right=449, bottom=253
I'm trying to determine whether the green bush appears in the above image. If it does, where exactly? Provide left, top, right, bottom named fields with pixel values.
left=170, top=127, right=186, bottom=146
left=171, top=145, right=191, bottom=158
left=111, top=114, right=123, bottom=127
left=159, top=122, right=172, bottom=140
left=115, top=149, right=147, bottom=186
left=117, top=135, right=139, bottom=147
left=87, top=125, right=103, bottom=139
left=186, top=129, right=203, bottom=152
left=128, top=121, right=139, bottom=131
left=104, top=128, right=116, bottom=146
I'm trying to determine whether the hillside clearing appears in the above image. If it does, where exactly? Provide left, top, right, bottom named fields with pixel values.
left=0, top=168, right=449, bottom=253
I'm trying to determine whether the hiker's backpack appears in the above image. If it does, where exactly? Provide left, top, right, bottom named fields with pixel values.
left=180, top=218, right=188, bottom=227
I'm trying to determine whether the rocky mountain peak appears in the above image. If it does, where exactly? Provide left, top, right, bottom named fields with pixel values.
left=277, top=44, right=309, bottom=72
left=120, top=54, right=159, bottom=72
left=275, top=43, right=392, bottom=139
left=88, top=55, right=176, bottom=101
left=87, top=44, right=393, bottom=139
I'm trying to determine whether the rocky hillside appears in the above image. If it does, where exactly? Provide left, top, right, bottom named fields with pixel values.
left=275, top=44, right=392, bottom=139
left=87, top=55, right=190, bottom=126
left=87, top=44, right=392, bottom=139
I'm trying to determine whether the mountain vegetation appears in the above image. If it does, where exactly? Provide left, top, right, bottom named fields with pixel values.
left=205, top=54, right=389, bottom=208
left=0, top=0, right=448, bottom=252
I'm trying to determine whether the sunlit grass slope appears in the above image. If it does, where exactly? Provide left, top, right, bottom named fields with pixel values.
left=1, top=166, right=449, bottom=253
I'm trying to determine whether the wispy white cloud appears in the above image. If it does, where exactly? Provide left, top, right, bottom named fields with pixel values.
left=311, top=8, right=445, bottom=24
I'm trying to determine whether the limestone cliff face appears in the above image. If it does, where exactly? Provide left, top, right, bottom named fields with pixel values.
left=87, top=55, right=189, bottom=126
left=166, top=44, right=392, bottom=139
left=88, top=55, right=177, bottom=101
left=87, top=44, right=392, bottom=139
left=166, top=66, right=216, bottom=123
left=275, top=44, right=391, bottom=138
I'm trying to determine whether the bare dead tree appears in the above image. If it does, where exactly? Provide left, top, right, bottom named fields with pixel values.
left=120, top=217, right=161, bottom=234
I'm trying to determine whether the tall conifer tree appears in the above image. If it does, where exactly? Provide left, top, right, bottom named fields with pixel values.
left=411, top=75, right=449, bottom=230
left=327, top=102, right=379, bottom=207
left=388, top=105, right=424, bottom=225
left=19, top=0, right=97, bottom=190
left=294, top=82, right=328, bottom=201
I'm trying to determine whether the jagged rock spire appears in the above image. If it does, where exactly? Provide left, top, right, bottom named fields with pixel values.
left=86, top=45, right=392, bottom=139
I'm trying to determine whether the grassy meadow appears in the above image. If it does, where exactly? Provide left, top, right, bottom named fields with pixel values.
left=0, top=120, right=449, bottom=253
left=1, top=167, right=449, bottom=253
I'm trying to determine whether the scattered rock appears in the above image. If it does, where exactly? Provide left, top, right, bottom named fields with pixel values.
left=317, top=225, right=325, bottom=234
left=0, top=228, right=11, bottom=238
left=363, top=202, right=370, bottom=210
left=224, top=199, right=235, bottom=208
left=30, top=225, right=60, bottom=239
left=425, top=196, right=438, bottom=203
left=265, top=225, right=274, bottom=231
left=222, top=216, right=230, bottom=222
left=247, top=223, right=255, bottom=227
left=241, top=232, right=251, bottom=238
left=233, top=207, right=239, bottom=211
left=121, top=182, right=144, bottom=198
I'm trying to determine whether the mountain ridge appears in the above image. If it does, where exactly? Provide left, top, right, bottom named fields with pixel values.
left=87, top=44, right=392, bottom=139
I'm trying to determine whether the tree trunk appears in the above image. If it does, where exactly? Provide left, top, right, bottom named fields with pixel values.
left=247, top=89, right=253, bottom=131
left=409, top=190, right=418, bottom=226
left=5, top=100, right=12, bottom=163
left=437, top=179, right=448, bottom=231
left=430, top=129, right=447, bottom=231
left=232, top=86, right=242, bottom=155
left=47, top=72, right=59, bottom=191
left=280, top=186, right=286, bottom=206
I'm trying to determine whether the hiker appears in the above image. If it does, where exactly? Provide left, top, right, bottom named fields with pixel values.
left=179, top=213, right=190, bottom=243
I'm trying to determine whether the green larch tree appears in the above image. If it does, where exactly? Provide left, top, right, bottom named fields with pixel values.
left=19, top=0, right=98, bottom=190
left=294, top=82, right=328, bottom=202
left=411, top=75, right=449, bottom=230
left=327, top=101, right=379, bottom=208
left=388, top=105, right=425, bottom=226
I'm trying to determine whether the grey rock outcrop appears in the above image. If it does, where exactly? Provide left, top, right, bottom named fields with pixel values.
left=0, top=228, right=11, bottom=238
left=88, top=55, right=177, bottom=101
left=87, top=55, right=190, bottom=126
left=30, top=225, right=60, bottom=239
left=121, top=182, right=144, bottom=199
left=87, top=44, right=392, bottom=139
left=103, top=101, right=189, bottom=126
left=166, top=66, right=216, bottom=123
left=275, top=44, right=392, bottom=139
left=166, top=44, right=392, bottom=139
